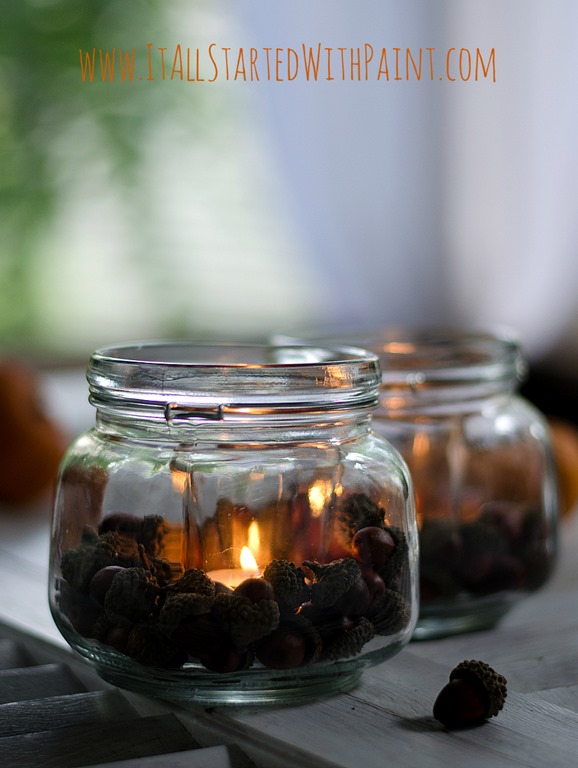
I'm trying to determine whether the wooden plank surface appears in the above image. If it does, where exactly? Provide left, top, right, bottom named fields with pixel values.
left=0, top=690, right=137, bottom=737
left=0, top=663, right=86, bottom=704
left=0, top=713, right=198, bottom=768
left=90, top=744, right=256, bottom=768
left=0, top=638, right=35, bottom=669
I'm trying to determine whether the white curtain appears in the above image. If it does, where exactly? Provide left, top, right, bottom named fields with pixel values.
left=232, top=0, right=578, bottom=363
left=443, top=1, right=578, bottom=363
left=234, top=0, right=447, bottom=329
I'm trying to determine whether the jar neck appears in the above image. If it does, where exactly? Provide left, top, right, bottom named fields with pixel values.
left=94, top=407, right=373, bottom=445
left=87, top=341, right=382, bottom=444
left=375, top=331, right=526, bottom=418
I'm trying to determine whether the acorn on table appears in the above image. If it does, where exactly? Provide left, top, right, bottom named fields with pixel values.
left=433, top=659, right=507, bottom=729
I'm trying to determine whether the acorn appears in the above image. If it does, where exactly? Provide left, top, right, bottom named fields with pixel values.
left=89, top=565, right=127, bottom=605
left=351, top=526, right=395, bottom=567
left=256, top=615, right=321, bottom=669
left=126, top=622, right=187, bottom=669
left=234, top=577, right=275, bottom=603
left=433, top=659, right=507, bottom=729
left=298, top=602, right=355, bottom=644
left=255, top=624, right=307, bottom=669
left=359, top=564, right=386, bottom=606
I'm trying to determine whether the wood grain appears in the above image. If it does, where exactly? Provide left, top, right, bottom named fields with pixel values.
left=0, top=663, right=86, bottom=705
left=90, top=744, right=256, bottom=768
left=0, top=713, right=198, bottom=768
left=0, top=690, right=136, bottom=737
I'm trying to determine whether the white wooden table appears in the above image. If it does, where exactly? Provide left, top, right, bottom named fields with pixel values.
left=1, top=498, right=578, bottom=768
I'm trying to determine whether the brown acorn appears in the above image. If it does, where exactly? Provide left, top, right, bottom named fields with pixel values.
left=255, top=624, right=307, bottom=669
left=89, top=565, right=127, bottom=605
left=433, top=659, right=507, bottom=729
left=234, top=577, right=275, bottom=603
left=351, top=526, right=395, bottom=567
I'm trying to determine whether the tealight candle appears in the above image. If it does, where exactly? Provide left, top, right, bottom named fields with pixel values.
left=207, top=546, right=261, bottom=590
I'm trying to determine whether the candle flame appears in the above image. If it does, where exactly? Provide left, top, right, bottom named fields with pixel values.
left=413, top=431, right=430, bottom=458
left=170, top=468, right=188, bottom=493
left=308, top=478, right=334, bottom=518
left=382, top=342, right=416, bottom=354
left=247, top=520, right=260, bottom=553
left=240, top=545, right=258, bottom=571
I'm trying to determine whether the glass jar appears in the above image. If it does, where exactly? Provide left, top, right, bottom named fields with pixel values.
left=362, top=330, right=558, bottom=639
left=49, top=342, right=418, bottom=705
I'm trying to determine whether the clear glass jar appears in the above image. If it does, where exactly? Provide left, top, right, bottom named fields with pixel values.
left=362, top=330, right=558, bottom=639
left=49, top=342, right=418, bottom=705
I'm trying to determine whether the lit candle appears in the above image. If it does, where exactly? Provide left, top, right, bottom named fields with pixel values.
left=207, top=546, right=261, bottom=589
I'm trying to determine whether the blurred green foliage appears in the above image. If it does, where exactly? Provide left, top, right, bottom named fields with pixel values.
left=0, top=0, right=203, bottom=348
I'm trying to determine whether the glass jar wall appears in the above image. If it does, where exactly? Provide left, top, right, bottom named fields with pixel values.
left=49, top=342, right=418, bottom=705
left=366, top=330, right=558, bottom=639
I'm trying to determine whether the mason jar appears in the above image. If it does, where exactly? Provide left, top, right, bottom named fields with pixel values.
left=361, top=329, right=558, bottom=639
left=49, top=342, right=418, bottom=705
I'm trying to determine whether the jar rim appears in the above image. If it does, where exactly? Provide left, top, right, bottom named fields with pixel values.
left=280, top=328, right=527, bottom=415
left=88, top=341, right=382, bottom=420
left=91, top=340, right=379, bottom=369
left=366, top=329, right=524, bottom=383
left=284, top=328, right=525, bottom=384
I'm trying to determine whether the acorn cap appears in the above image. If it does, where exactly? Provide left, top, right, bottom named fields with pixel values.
left=369, top=588, right=411, bottom=636
left=263, top=559, right=310, bottom=609
left=449, top=659, right=507, bottom=718
left=303, top=558, right=362, bottom=610
left=320, top=616, right=375, bottom=662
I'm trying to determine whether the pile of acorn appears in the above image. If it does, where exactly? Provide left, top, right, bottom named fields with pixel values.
left=56, top=493, right=411, bottom=673
left=419, top=500, right=554, bottom=605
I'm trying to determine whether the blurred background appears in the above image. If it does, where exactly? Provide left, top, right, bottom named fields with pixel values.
left=1, top=0, right=577, bottom=420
